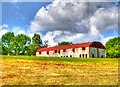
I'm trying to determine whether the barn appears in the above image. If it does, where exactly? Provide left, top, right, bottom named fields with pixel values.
left=36, top=41, right=106, bottom=58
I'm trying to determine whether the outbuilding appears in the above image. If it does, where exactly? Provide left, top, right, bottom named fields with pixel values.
left=36, top=41, right=106, bottom=58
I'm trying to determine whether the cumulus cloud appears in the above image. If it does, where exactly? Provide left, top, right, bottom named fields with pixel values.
left=28, top=31, right=43, bottom=44
left=29, top=0, right=118, bottom=46
left=12, top=26, right=26, bottom=35
left=90, top=7, right=118, bottom=32
left=28, top=31, right=42, bottom=38
left=29, top=1, right=99, bottom=33
left=11, top=26, right=43, bottom=42
left=0, top=24, right=8, bottom=30
left=42, top=26, right=104, bottom=46
left=12, top=26, right=21, bottom=33
left=17, top=30, right=25, bottom=35
left=101, top=36, right=117, bottom=45
left=0, top=24, right=8, bottom=39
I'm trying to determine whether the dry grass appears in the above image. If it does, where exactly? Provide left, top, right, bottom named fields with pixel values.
left=2, top=57, right=118, bottom=85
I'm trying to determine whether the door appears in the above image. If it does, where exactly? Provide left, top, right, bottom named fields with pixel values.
left=101, top=55, right=103, bottom=58
left=83, top=54, right=84, bottom=58
left=79, top=54, right=81, bottom=58
left=92, top=54, right=94, bottom=58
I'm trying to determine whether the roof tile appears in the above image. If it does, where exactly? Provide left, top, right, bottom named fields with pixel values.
left=37, top=42, right=93, bottom=52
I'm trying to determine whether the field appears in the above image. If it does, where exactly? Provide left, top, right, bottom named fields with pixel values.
left=1, top=55, right=119, bottom=85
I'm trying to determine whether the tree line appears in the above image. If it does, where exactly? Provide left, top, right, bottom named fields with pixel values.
left=0, top=32, right=120, bottom=58
left=1, top=32, right=42, bottom=56
left=0, top=32, right=73, bottom=56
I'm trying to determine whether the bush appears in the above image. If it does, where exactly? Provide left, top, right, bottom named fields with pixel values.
left=105, top=37, right=120, bottom=58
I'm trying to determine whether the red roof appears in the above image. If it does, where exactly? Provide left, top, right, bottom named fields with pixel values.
left=36, top=41, right=106, bottom=52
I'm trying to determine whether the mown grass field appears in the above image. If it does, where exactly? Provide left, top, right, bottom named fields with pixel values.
left=1, top=55, right=119, bottom=85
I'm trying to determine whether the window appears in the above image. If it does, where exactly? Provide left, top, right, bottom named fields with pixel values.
left=101, top=55, right=103, bottom=58
left=72, top=48, right=75, bottom=53
left=97, top=42, right=99, bottom=45
left=47, top=51, right=49, bottom=55
left=39, top=52, right=41, bottom=54
left=58, top=50, right=60, bottom=54
left=66, top=56, right=68, bottom=57
left=55, top=50, right=57, bottom=53
left=99, top=45, right=101, bottom=48
left=79, top=54, right=81, bottom=58
left=86, top=54, right=87, bottom=58
left=83, top=54, right=84, bottom=58
left=70, top=55, right=72, bottom=57
left=63, top=49, right=66, bottom=52
left=91, top=43, right=93, bottom=46
left=82, top=47, right=85, bottom=50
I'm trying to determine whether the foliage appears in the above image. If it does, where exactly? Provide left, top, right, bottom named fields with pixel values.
left=9, top=34, right=31, bottom=54
left=25, top=33, right=42, bottom=56
left=0, top=41, right=2, bottom=54
left=25, top=44, right=41, bottom=56
left=32, top=33, right=42, bottom=45
left=1, top=32, right=44, bottom=55
left=1, top=32, right=14, bottom=54
left=105, top=37, right=120, bottom=58
left=0, top=41, right=8, bottom=55
left=58, top=41, right=73, bottom=46
left=1, top=43, right=8, bottom=55
left=2, top=32, right=14, bottom=46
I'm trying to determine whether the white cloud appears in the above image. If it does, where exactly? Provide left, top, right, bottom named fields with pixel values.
left=29, top=0, right=118, bottom=46
left=12, top=26, right=21, bottom=33
left=42, top=26, right=103, bottom=46
left=28, top=31, right=43, bottom=44
left=101, top=36, right=117, bottom=45
left=29, top=1, right=99, bottom=33
left=0, top=30, right=8, bottom=39
left=90, top=7, right=118, bottom=32
left=28, top=31, right=42, bottom=39
left=30, top=1, right=117, bottom=32
left=12, top=26, right=26, bottom=35
left=42, top=31, right=60, bottom=46
left=0, top=24, right=9, bottom=39
left=11, top=26, right=43, bottom=44
left=0, top=24, right=8, bottom=30
left=17, top=30, right=25, bottom=35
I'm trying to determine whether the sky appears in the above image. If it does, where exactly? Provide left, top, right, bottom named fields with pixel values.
left=0, top=0, right=118, bottom=46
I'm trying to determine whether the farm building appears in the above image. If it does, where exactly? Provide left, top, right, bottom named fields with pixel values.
left=36, top=41, right=106, bottom=58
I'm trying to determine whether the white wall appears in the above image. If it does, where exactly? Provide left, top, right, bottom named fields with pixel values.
left=89, top=47, right=106, bottom=58
left=36, top=47, right=106, bottom=58
left=36, top=47, right=90, bottom=58
left=98, top=48, right=106, bottom=58
left=89, top=47, right=97, bottom=58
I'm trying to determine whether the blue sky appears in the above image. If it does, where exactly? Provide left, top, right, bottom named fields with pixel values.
left=1, top=1, right=118, bottom=46
left=2, top=2, right=51, bottom=35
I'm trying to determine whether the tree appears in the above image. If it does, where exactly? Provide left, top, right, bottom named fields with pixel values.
left=0, top=41, right=8, bottom=55
left=32, top=33, right=42, bottom=45
left=25, top=33, right=42, bottom=56
left=25, top=33, right=43, bottom=56
left=105, top=37, right=120, bottom=58
left=58, top=41, right=73, bottom=46
left=25, top=44, right=41, bottom=56
left=2, top=44, right=8, bottom=55
left=2, top=32, right=14, bottom=46
left=9, top=34, right=31, bottom=54
left=2, top=32, right=14, bottom=54
left=0, top=41, right=1, bottom=55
